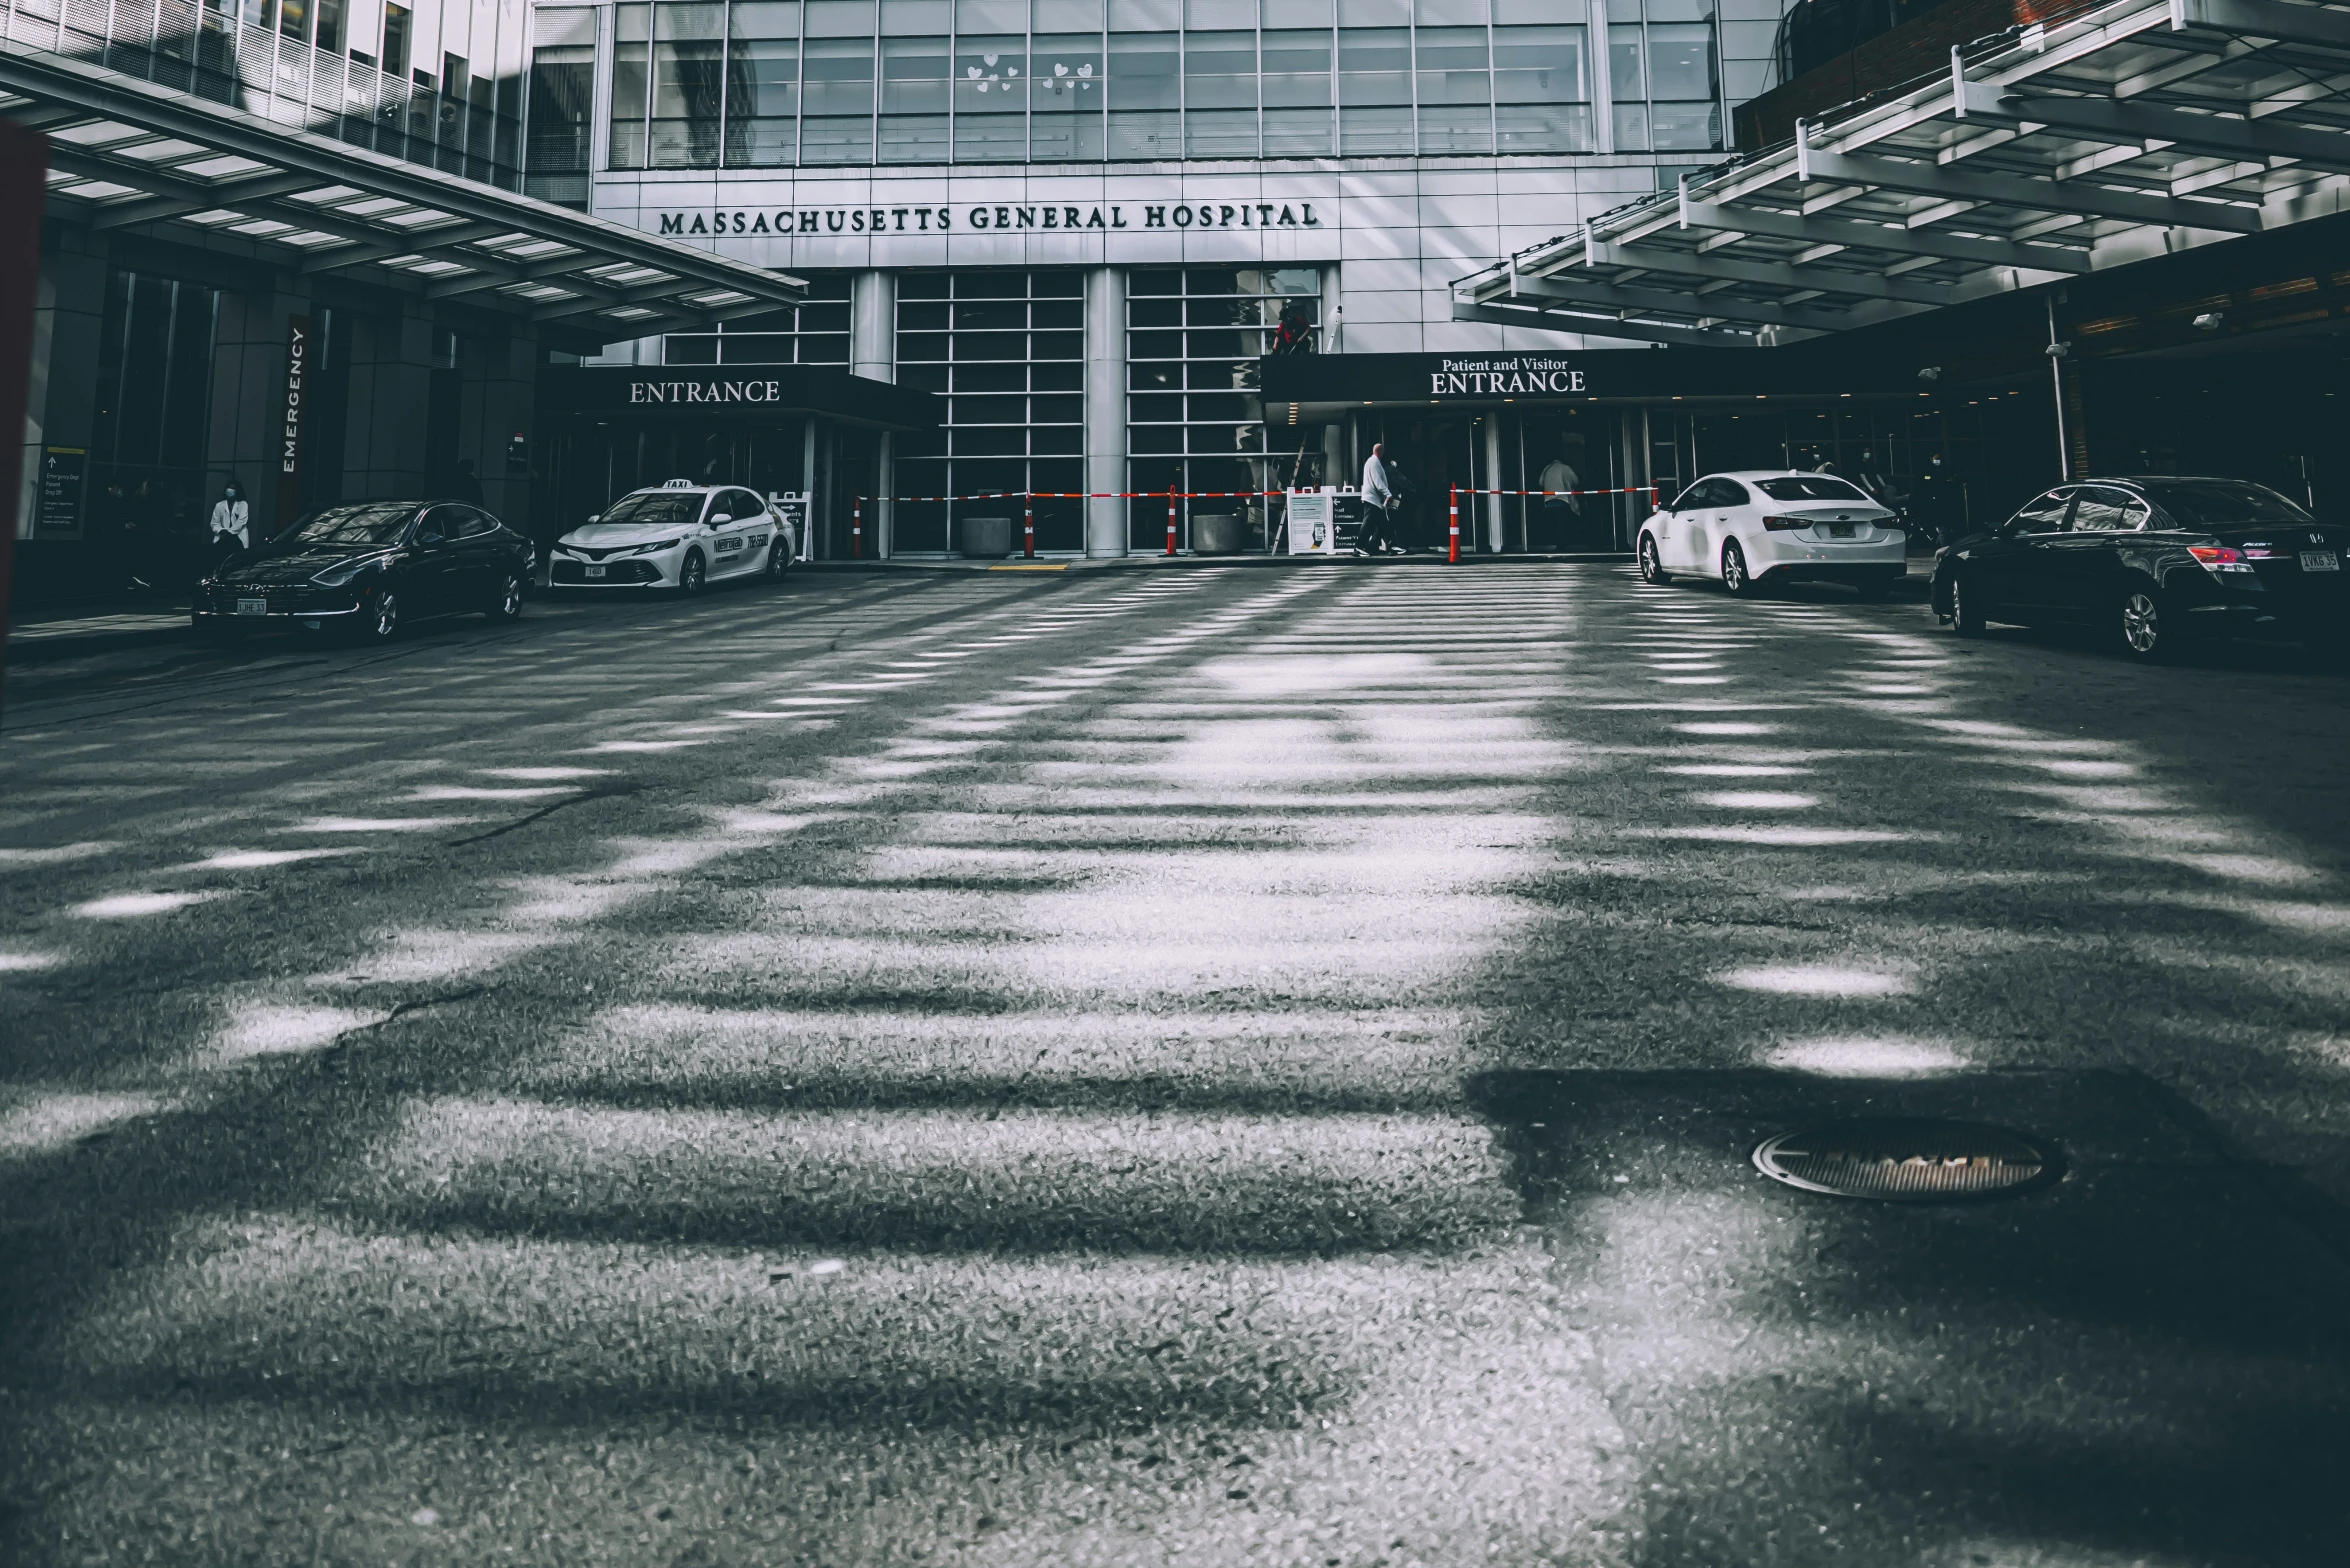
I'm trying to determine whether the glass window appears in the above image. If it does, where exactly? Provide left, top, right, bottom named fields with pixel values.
left=1036, top=0, right=1105, bottom=23
left=1185, top=30, right=1256, bottom=108
left=1031, top=33, right=1104, bottom=159
left=726, top=2, right=801, bottom=166
left=1753, top=475, right=1869, bottom=503
left=805, top=0, right=876, bottom=30
left=609, top=4, right=650, bottom=168
left=1493, top=24, right=1587, bottom=151
left=2010, top=491, right=2074, bottom=534
left=2068, top=489, right=2142, bottom=533
left=526, top=42, right=595, bottom=176
left=1338, top=24, right=1411, bottom=151
left=649, top=3, right=725, bottom=167
left=1108, top=29, right=1178, bottom=156
left=801, top=34, right=875, bottom=159
left=2138, top=479, right=2312, bottom=526
left=883, top=34, right=949, bottom=112
left=954, top=35, right=1026, bottom=159
left=892, top=272, right=1088, bottom=553
left=1262, top=27, right=1332, bottom=152
left=1109, top=30, right=1178, bottom=108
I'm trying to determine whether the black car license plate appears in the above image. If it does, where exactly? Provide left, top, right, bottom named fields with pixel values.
left=237, top=597, right=267, bottom=616
left=2301, top=550, right=2339, bottom=572
left=584, top=564, right=607, bottom=579
left=1828, top=522, right=1855, bottom=538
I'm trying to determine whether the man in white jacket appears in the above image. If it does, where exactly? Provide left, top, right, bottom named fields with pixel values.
left=1358, top=443, right=1397, bottom=557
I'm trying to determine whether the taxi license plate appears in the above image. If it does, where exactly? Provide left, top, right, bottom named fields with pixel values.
left=2301, top=550, right=2339, bottom=572
left=1828, top=522, right=1855, bottom=538
left=584, top=564, right=607, bottom=579
left=236, top=597, right=268, bottom=616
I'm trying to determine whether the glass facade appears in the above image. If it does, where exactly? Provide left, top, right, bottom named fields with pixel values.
left=592, top=0, right=1699, bottom=168
left=6, top=0, right=530, bottom=188
left=892, top=272, right=1090, bottom=553
left=1128, top=268, right=1316, bottom=548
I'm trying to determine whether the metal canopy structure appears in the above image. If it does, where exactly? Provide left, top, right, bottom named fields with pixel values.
left=0, top=41, right=806, bottom=345
left=1455, top=0, right=2350, bottom=347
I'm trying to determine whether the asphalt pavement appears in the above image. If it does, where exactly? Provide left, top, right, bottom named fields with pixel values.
left=3, top=562, right=2348, bottom=1567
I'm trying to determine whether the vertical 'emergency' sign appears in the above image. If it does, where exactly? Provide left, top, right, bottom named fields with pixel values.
left=276, top=314, right=310, bottom=531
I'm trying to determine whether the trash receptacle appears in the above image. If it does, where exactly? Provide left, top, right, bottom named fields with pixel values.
left=1191, top=512, right=1242, bottom=555
left=959, top=515, right=1013, bottom=558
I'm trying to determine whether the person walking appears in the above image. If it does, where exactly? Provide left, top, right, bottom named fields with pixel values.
left=1358, top=441, right=1397, bottom=557
left=1537, top=449, right=1580, bottom=551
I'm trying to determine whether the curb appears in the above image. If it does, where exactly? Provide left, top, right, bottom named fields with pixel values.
left=800, top=552, right=1639, bottom=572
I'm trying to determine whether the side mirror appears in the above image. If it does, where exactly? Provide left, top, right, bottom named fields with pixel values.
left=708, top=514, right=732, bottom=527
left=586, top=513, right=600, bottom=524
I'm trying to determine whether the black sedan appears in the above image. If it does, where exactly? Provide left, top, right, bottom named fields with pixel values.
left=1930, top=477, right=2345, bottom=661
left=194, top=500, right=534, bottom=642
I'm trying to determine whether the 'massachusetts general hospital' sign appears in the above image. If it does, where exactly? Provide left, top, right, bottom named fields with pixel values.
left=657, top=201, right=1324, bottom=235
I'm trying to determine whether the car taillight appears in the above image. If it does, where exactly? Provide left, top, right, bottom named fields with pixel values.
left=2188, top=544, right=2255, bottom=574
left=1762, top=514, right=1807, bottom=531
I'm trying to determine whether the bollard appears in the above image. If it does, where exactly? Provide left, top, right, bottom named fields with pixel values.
left=1448, top=485, right=1460, bottom=564
left=852, top=495, right=863, bottom=559
left=1023, top=496, right=1035, bottom=558
left=1166, top=490, right=1178, bottom=556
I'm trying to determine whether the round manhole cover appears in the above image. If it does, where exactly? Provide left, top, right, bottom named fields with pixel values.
left=1753, top=1118, right=2059, bottom=1202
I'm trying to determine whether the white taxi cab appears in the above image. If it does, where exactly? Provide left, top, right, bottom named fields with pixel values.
left=551, top=481, right=798, bottom=593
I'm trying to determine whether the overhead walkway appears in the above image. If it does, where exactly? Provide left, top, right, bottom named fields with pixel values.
left=1454, top=0, right=2350, bottom=346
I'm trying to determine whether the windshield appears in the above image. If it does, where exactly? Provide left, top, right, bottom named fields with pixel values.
left=285, top=503, right=416, bottom=546
left=2135, top=480, right=2312, bottom=527
left=597, top=492, right=704, bottom=528
left=1753, top=476, right=1870, bottom=503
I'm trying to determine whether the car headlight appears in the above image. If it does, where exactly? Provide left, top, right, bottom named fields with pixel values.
left=313, top=553, right=393, bottom=588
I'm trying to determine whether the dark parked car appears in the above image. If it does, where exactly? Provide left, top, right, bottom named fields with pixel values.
left=1931, top=477, right=2345, bottom=661
left=193, top=500, right=533, bottom=642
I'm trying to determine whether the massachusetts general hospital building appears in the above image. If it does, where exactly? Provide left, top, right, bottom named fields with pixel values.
left=10, top=0, right=2350, bottom=579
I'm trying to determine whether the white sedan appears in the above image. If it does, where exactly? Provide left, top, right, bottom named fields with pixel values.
left=551, top=481, right=798, bottom=593
left=1637, top=471, right=1906, bottom=599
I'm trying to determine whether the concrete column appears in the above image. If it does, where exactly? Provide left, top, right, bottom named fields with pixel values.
left=1084, top=265, right=1126, bottom=557
left=852, top=270, right=895, bottom=553
left=336, top=302, right=433, bottom=504
left=1321, top=421, right=1343, bottom=494
left=471, top=325, right=538, bottom=538
left=205, top=274, right=308, bottom=537
left=1319, top=263, right=1342, bottom=356
left=801, top=417, right=817, bottom=559
left=876, top=429, right=894, bottom=558
left=17, top=229, right=106, bottom=544
left=1483, top=414, right=1504, bottom=552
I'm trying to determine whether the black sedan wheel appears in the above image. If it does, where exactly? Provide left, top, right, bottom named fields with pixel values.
left=488, top=570, right=525, bottom=622
left=2118, top=587, right=2168, bottom=662
left=361, top=589, right=401, bottom=642
left=678, top=551, right=707, bottom=596
left=764, top=530, right=792, bottom=583
left=1946, top=573, right=1984, bottom=636
left=1638, top=534, right=1670, bottom=585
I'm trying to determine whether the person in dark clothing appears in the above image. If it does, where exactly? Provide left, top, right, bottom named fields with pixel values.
left=450, top=457, right=485, bottom=504
left=1908, top=452, right=1963, bottom=548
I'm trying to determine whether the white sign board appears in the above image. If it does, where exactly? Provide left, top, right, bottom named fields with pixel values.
left=1285, top=490, right=1337, bottom=555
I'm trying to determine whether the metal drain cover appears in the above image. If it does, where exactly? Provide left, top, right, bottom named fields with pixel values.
left=1754, top=1118, right=2059, bottom=1202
